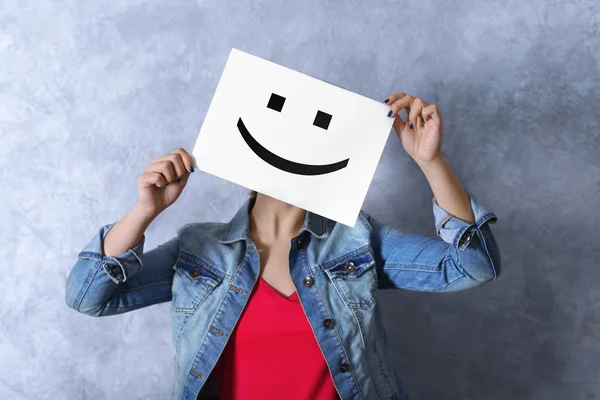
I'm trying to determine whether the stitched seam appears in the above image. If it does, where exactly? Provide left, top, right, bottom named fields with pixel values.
left=179, top=252, right=229, bottom=280
left=383, top=267, right=441, bottom=273
left=74, top=260, right=103, bottom=311
left=116, top=277, right=173, bottom=292
left=316, top=244, right=372, bottom=272
left=477, top=228, right=498, bottom=280
left=358, top=211, right=373, bottom=235
left=336, top=284, right=373, bottom=309
left=384, top=262, right=442, bottom=271
left=439, top=274, right=467, bottom=290
left=174, top=312, right=193, bottom=356
left=371, top=323, right=395, bottom=399
left=402, top=273, right=465, bottom=291
left=129, top=248, right=143, bottom=270
left=313, top=265, right=365, bottom=400
left=102, top=292, right=170, bottom=311
left=77, top=251, right=101, bottom=260
left=101, top=262, right=121, bottom=284
left=351, top=307, right=387, bottom=399
left=435, top=213, right=453, bottom=234
left=174, top=281, right=217, bottom=313
left=324, top=264, right=376, bottom=309
left=186, top=258, right=258, bottom=396
left=477, top=212, right=498, bottom=228
left=219, top=221, right=232, bottom=242
left=327, top=260, right=376, bottom=278
left=352, top=308, right=368, bottom=350
left=174, top=264, right=223, bottom=288
left=327, top=272, right=351, bottom=307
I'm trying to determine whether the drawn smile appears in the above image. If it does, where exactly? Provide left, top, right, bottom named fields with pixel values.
left=237, top=117, right=350, bottom=176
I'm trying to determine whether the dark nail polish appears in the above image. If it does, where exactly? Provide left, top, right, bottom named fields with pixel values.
left=384, top=98, right=390, bottom=104
left=421, top=117, right=425, bottom=123
left=410, top=122, right=414, bottom=129
left=190, top=165, right=195, bottom=173
left=387, top=110, right=393, bottom=117
left=176, top=177, right=181, bottom=183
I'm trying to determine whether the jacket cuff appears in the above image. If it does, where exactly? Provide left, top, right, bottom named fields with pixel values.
left=432, top=193, right=498, bottom=251
left=77, top=223, right=145, bottom=284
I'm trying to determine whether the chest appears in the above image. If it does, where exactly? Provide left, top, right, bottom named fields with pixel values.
left=255, top=238, right=297, bottom=297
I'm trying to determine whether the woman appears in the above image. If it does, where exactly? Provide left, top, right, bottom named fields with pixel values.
left=65, top=91, right=501, bottom=400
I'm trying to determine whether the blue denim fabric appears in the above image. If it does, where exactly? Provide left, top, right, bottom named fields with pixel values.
left=65, top=192, right=500, bottom=400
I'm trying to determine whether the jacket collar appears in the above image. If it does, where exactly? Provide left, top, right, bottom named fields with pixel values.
left=219, top=196, right=330, bottom=244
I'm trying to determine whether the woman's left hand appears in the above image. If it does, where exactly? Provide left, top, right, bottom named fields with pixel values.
left=384, top=91, right=443, bottom=165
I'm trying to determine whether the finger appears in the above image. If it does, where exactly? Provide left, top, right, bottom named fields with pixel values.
left=422, top=104, right=440, bottom=123
left=389, top=94, right=414, bottom=118
left=416, top=109, right=426, bottom=132
left=393, top=114, right=406, bottom=140
left=145, top=160, right=176, bottom=183
left=139, top=172, right=168, bottom=188
left=171, top=148, right=196, bottom=173
left=408, top=98, right=429, bottom=128
left=178, top=171, right=190, bottom=188
left=151, top=153, right=186, bottom=179
left=383, top=91, right=406, bottom=105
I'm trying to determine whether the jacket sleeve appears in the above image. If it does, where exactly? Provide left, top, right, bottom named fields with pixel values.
left=65, top=223, right=180, bottom=317
left=364, top=192, right=501, bottom=292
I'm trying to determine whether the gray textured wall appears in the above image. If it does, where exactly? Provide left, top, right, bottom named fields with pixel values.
left=1, top=0, right=598, bottom=399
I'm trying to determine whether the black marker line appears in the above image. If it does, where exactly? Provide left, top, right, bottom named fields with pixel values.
left=237, top=118, right=349, bottom=176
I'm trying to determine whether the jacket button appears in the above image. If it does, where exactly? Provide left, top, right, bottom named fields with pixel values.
left=323, top=318, right=334, bottom=329
left=190, top=268, right=201, bottom=278
left=109, top=265, right=120, bottom=276
left=297, top=237, right=304, bottom=249
left=339, top=363, right=350, bottom=373
left=344, top=261, right=356, bottom=273
left=458, top=231, right=474, bottom=249
left=302, top=276, right=314, bottom=287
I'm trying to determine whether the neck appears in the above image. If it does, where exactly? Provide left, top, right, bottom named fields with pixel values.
left=249, top=193, right=306, bottom=244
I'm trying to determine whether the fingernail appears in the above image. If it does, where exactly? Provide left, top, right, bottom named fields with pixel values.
left=189, top=165, right=195, bottom=173
left=383, top=98, right=390, bottom=104
left=176, top=177, right=181, bottom=183
left=387, top=110, right=393, bottom=117
left=421, top=117, right=425, bottom=123
left=410, top=122, right=414, bottom=129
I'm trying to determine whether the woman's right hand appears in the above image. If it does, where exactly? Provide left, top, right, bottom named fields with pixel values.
left=136, top=148, right=195, bottom=218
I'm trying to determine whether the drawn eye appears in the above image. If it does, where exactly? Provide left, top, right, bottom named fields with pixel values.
left=267, top=93, right=286, bottom=112
left=313, top=110, right=332, bottom=130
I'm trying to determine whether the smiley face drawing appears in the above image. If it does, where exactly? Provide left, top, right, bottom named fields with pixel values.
left=237, top=92, right=349, bottom=176
left=193, top=48, right=393, bottom=226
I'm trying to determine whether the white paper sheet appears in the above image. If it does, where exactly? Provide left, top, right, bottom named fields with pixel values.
left=193, top=48, right=394, bottom=227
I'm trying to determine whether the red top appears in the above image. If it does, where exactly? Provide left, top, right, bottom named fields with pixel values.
left=212, top=276, right=340, bottom=400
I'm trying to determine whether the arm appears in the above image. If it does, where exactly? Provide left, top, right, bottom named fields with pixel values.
left=373, top=92, right=501, bottom=291
left=418, top=155, right=475, bottom=225
left=65, top=148, right=195, bottom=317
left=366, top=191, right=500, bottom=292
left=65, top=205, right=181, bottom=317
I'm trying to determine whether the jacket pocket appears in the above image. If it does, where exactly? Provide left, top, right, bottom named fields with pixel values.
left=171, top=256, right=224, bottom=314
left=323, top=249, right=377, bottom=309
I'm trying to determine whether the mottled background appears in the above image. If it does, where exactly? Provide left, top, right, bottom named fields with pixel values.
left=1, top=0, right=599, bottom=399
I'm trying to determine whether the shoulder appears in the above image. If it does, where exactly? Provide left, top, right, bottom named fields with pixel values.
left=176, top=222, right=230, bottom=257
left=175, top=222, right=243, bottom=274
left=176, top=221, right=228, bottom=241
left=357, top=210, right=374, bottom=234
left=320, top=210, right=374, bottom=249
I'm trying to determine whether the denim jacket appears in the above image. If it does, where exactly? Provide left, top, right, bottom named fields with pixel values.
left=65, top=192, right=500, bottom=400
